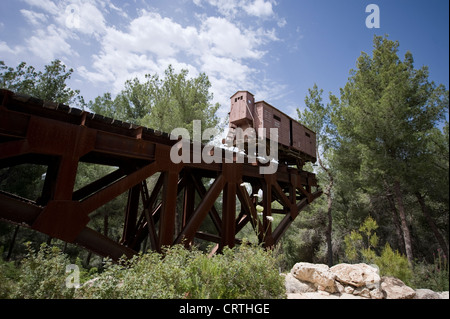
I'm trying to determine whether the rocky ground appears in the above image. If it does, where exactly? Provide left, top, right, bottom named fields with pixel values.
left=284, top=262, right=449, bottom=299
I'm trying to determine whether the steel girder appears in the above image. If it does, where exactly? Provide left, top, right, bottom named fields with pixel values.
left=0, top=89, right=322, bottom=260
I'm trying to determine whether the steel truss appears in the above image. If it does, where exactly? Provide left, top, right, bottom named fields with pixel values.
left=0, top=89, right=322, bottom=260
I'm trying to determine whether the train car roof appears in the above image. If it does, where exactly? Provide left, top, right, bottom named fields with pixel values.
left=230, top=91, right=255, bottom=99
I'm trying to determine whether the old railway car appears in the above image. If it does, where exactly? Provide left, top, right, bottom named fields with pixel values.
left=229, top=91, right=317, bottom=165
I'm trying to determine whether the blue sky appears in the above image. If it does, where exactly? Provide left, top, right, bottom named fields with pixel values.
left=0, top=0, right=448, bottom=122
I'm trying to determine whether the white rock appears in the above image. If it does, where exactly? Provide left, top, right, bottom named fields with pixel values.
left=318, top=290, right=331, bottom=296
left=353, top=287, right=371, bottom=298
left=285, top=272, right=316, bottom=293
left=369, top=288, right=385, bottom=299
left=287, top=292, right=366, bottom=299
left=339, top=293, right=366, bottom=299
left=330, top=263, right=380, bottom=288
left=414, top=289, right=441, bottom=299
left=381, top=277, right=416, bottom=299
left=344, top=286, right=355, bottom=294
left=438, top=291, right=449, bottom=299
left=287, top=262, right=445, bottom=300
left=335, top=281, right=345, bottom=293
left=287, top=292, right=340, bottom=299
left=291, top=262, right=337, bottom=293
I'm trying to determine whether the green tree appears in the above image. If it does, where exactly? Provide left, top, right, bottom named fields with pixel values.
left=1, top=59, right=83, bottom=106
left=141, top=65, right=220, bottom=135
left=0, top=61, right=37, bottom=95
left=331, top=35, right=449, bottom=266
left=107, top=77, right=153, bottom=122
left=408, top=122, right=449, bottom=260
left=297, top=84, right=335, bottom=266
left=88, top=92, right=117, bottom=119
left=90, top=65, right=220, bottom=135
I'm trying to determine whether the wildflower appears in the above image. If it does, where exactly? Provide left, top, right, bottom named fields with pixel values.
left=266, top=216, right=274, bottom=222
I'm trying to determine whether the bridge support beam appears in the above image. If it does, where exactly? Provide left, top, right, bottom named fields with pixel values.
left=0, top=89, right=322, bottom=261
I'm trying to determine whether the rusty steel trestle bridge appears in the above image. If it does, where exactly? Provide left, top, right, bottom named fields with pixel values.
left=0, top=89, right=322, bottom=260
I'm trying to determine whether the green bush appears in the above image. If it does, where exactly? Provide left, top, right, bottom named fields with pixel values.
left=76, top=244, right=286, bottom=299
left=0, top=251, right=19, bottom=298
left=376, top=243, right=413, bottom=285
left=344, top=217, right=413, bottom=285
left=410, top=250, right=449, bottom=291
left=12, top=242, right=76, bottom=299
left=186, top=245, right=285, bottom=299
left=2, top=242, right=285, bottom=299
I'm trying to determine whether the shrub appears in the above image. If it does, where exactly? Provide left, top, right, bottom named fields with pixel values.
left=3, top=242, right=285, bottom=299
left=376, top=243, right=413, bottom=285
left=410, top=250, right=449, bottom=291
left=344, top=216, right=378, bottom=263
left=12, top=242, right=76, bottom=299
left=344, top=217, right=413, bottom=285
left=0, top=253, right=19, bottom=298
left=76, top=244, right=286, bottom=299
left=186, top=244, right=285, bottom=299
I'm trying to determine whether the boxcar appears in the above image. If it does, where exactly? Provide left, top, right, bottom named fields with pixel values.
left=229, top=91, right=316, bottom=164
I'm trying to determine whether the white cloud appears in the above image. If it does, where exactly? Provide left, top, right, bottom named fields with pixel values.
left=201, top=0, right=240, bottom=17
left=12, top=0, right=285, bottom=118
left=199, top=17, right=264, bottom=60
left=244, top=0, right=274, bottom=17
left=21, top=0, right=108, bottom=37
left=20, top=9, right=47, bottom=26
left=78, top=66, right=111, bottom=83
left=13, top=0, right=110, bottom=67
left=193, top=0, right=275, bottom=18
left=96, top=11, right=200, bottom=60
left=79, top=10, right=202, bottom=93
left=108, top=1, right=128, bottom=19
left=201, top=54, right=252, bottom=81
left=200, top=54, right=255, bottom=117
left=25, top=24, right=73, bottom=61
left=277, top=17, right=287, bottom=28
left=0, top=41, right=24, bottom=55
left=21, top=0, right=59, bottom=15
left=58, top=2, right=107, bottom=38
left=79, top=10, right=276, bottom=90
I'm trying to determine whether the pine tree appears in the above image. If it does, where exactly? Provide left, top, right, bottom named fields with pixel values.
left=331, top=35, right=449, bottom=266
